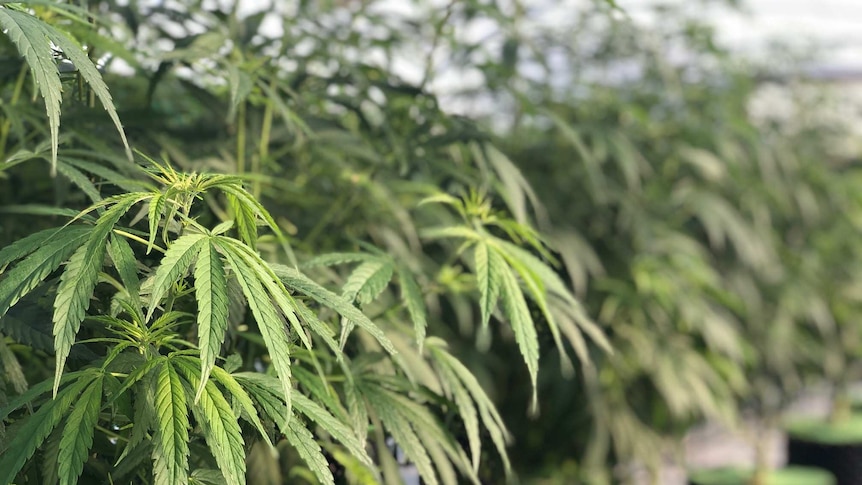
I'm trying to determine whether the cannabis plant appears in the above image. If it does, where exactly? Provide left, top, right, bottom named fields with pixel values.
left=0, top=1, right=609, bottom=484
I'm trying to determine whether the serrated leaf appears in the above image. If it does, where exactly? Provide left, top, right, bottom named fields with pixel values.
left=497, top=258, right=540, bottom=409
left=0, top=8, right=62, bottom=171
left=271, top=264, right=397, bottom=356
left=301, top=252, right=369, bottom=268
left=339, top=260, right=393, bottom=347
left=0, top=334, right=27, bottom=394
left=108, top=234, right=141, bottom=310
left=54, top=195, right=145, bottom=395
left=345, top=379, right=369, bottom=445
left=363, top=386, right=438, bottom=485
left=147, top=192, right=165, bottom=254
left=396, top=266, right=427, bottom=350
left=284, top=417, right=335, bottom=485
left=40, top=13, right=132, bottom=164
left=152, top=361, right=189, bottom=485
left=0, top=8, right=131, bottom=173
left=474, top=242, right=502, bottom=334
left=226, top=192, right=258, bottom=248
left=428, top=341, right=511, bottom=475
left=234, top=372, right=375, bottom=470
left=194, top=240, right=229, bottom=402
left=0, top=375, right=92, bottom=484
left=216, top=241, right=293, bottom=422
left=0, top=226, right=84, bottom=270
left=173, top=358, right=246, bottom=485
left=343, top=260, right=393, bottom=305
left=436, top=362, right=480, bottom=472
left=205, top=363, right=272, bottom=448
left=58, top=376, right=103, bottom=485
left=56, top=162, right=101, bottom=203
left=0, top=227, right=89, bottom=319
left=147, top=233, right=207, bottom=321
left=226, top=64, right=253, bottom=122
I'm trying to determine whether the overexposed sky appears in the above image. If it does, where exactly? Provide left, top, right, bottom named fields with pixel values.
left=619, top=0, right=862, bottom=68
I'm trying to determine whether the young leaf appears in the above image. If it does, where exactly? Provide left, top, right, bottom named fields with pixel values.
left=193, top=240, right=229, bottom=402
left=152, top=361, right=190, bottom=485
left=58, top=376, right=103, bottom=485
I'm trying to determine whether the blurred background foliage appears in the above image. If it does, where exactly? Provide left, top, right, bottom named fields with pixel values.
left=1, top=0, right=861, bottom=484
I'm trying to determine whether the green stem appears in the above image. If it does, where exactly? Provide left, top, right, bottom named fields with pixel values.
left=254, top=79, right=275, bottom=199
left=236, top=101, right=247, bottom=174
left=0, top=64, right=28, bottom=161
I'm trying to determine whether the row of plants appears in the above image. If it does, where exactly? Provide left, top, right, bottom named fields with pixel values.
left=486, top=5, right=862, bottom=484
left=1, top=1, right=861, bottom=484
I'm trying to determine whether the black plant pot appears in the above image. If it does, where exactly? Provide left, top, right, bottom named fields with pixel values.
left=785, top=415, right=862, bottom=485
left=688, top=466, right=835, bottom=485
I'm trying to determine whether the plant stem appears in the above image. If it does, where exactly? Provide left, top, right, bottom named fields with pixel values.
left=255, top=79, right=275, bottom=200
left=0, top=64, right=28, bottom=161
left=237, top=100, right=247, bottom=175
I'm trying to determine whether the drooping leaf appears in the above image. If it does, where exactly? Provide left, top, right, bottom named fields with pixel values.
left=271, top=264, right=397, bottom=356
left=0, top=227, right=90, bottom=319
left=58, top=376, right=103, bottom=485
left=0, top=334, right=27, bottom=394
left=283, top=417, right=335, bottom=485
left=396, top=266, right=427, bottom=350
left=39, top=12, right=132, bottom=163
left=0, top=7, right=131, bottom=173
left=193, top=240, right=229, bottom=402
left=342, top=260, right=394, bottom=305
left=216, top=240, right=293, bottom=421
left=173, top=358, right=246, bottom=485
left=54, top=195, right=146, bottom=395
left=497, top=259, right=540, bottom=409
left=147, top=233, right=207, bottom=321
left=363, top=385, right=438, bottom=485
left=0, top=8, right=62, bottom=171
left=151, top=361, right=190, bottom=485
left=108, top=234, right=141, bottom=310
left=339, top=259, right=394, bottom=346
left=206, top=363, right=272, bottom=448
left=474, top=241, right=502, bottom=334
left=234, top=372, right=375, bottom=470
left=0, top=375, right=92, bottom=484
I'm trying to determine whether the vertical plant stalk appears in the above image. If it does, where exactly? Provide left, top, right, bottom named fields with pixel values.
left=254, top=79, right=275, bottom=199
left=0, top=64, right=28, bottom=161
left=236, top=100, right=247, bottom=175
